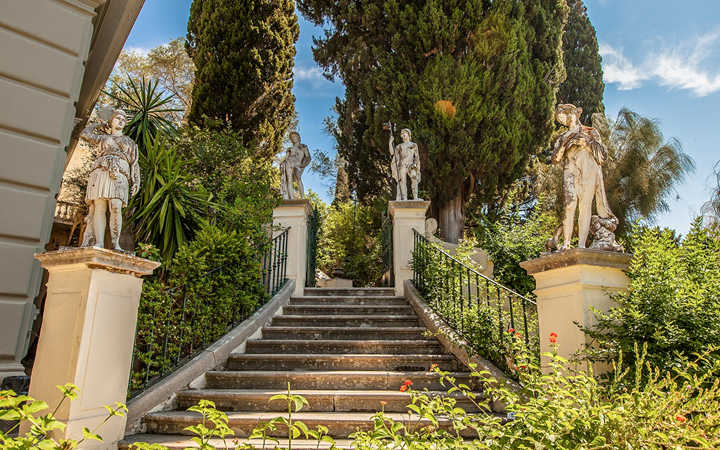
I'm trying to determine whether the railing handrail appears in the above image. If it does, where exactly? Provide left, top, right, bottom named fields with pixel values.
left=412, top=229, right=535, bottom=305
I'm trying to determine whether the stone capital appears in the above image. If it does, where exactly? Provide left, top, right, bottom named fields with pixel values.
left=35, top=247, right=160, bottom=278
left=388, top=200, right=431, bottom=217
left=274, top=199, right=313, bottom=217
left=520, top=248, right=631, bottom=275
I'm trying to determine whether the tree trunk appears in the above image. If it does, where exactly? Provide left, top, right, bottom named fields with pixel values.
left=438, top=188, right=464, bottom=244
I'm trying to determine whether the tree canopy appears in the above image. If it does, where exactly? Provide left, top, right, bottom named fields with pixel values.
left=300, top=0, right=569, bottom=242
left=557, top=0, right=604, bottom=124
left=186, top=0, right=299, bottom=157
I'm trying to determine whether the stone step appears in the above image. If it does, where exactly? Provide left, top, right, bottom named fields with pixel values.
left=303, top=288, right=396, bottom=297
left=262, top=326, right=428, bottom=340
left=245, top=339, right=442, bottom=355
left=144, top=411, right=479, bottom=438
left=283, top=305, right=414, bottom=316
left=226, top=353, right=461, bottom=371
left=206, top=370, right=474, bottom=390
left=176, top=389, right=482, bottom=413
left=121, top=435, right=353, bottom=449
left=290, top=296, right=407, bottom=306
left=271, top=315, right=419, bottom=328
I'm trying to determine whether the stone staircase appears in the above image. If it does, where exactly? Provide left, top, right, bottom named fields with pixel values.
left=121, top=287, right=478, bottom=449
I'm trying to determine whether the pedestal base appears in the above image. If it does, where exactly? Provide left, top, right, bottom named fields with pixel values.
left=273, top=200, right=313, bottom=296
left=521, top=248, right=630, bottom=372
left=389, top=200, right=430, bottom=296
left=25, top=247, right=159, bottom=447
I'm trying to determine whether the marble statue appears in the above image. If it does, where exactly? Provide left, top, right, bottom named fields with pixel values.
left=387, top=125, right=421, bottom=200
left=79, top=107, right=140, bottom=250
left=548, top=104, right=622, bottom=252
left=279, top=131, right=311, bottom=200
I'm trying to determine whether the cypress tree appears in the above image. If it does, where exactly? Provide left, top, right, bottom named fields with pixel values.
left=186, top=0, right=299, bottom=157
left=299, top=0, right=568, bottom=242
left=557, top=0, right=604, bottom=124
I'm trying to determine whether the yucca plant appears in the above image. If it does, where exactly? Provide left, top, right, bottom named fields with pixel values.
left=105, top=76, right=181, bottom=155
left=130, top=137, right=213, bottom=263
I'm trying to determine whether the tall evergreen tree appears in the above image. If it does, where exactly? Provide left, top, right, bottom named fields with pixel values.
left=186, top=0, right=299, bottom=157
left=557, top=0, right=604, bottom=124
left=300, top=0, right=568, bottom=242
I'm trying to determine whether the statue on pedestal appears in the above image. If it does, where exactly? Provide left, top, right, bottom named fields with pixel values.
left=279, top=131, right=311, bottom=200
left=78, top=107, right=140, bottom=250
left=387, top=124, right=421, bottom=200
left=547, top=104, right=623, bottom=252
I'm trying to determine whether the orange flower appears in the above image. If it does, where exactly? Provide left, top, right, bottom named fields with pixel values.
left=507, top=328, right=515, bottom=334
left=549, top=332, right=558, bottom=344
left=515, top=332, right=522, bottom=339
left=430, top=363, right=439, bottom=371
left=400, top=379, right=413, bottom=391
left=380, top=401, right=387, bottom=407
left=676, top=415, right=687, bottom=423
left=400, top=385, right=408, bottom=392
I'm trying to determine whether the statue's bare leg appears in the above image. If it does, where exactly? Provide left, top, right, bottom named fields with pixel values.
left=286, top=166, right=295, bottom=200
left=93, top=199, right=108, bottom=248
left=398, top=169, right=408, bottom=201
left=561, top=172, right=577, bottom=250
left=411, top=177, right=419, bottom=200
left=295, top=169, right=305, bottom=199
left=81, top=203, right=96, bottom=247
left=109, top=198, right=123, bottom=250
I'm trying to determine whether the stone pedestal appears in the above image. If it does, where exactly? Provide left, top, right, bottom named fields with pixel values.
left=25, top=247, right=159, bottom=448
left=273, top=200, right=313, bottom=296
left=389, top=200, right=430, bottom=296
left=521, top=249, right=631, bottom=372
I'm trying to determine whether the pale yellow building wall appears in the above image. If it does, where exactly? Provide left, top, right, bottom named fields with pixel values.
left=0, top=0, right=108, bottom=379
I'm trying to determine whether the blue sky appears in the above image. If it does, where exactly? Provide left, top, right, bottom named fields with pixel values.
left=124, top=0, right=720, bottom=234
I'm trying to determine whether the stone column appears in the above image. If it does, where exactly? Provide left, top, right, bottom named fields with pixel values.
left=389, top=200, right=431, bottom=297
left=520, top=249, right=630, bottom=371
left=273, top=200, right=313, bottom=296
left=26, top=248, right=159, bottom=448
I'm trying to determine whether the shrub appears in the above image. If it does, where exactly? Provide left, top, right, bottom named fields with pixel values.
left=316, top=200, right=385, bottom=286
left=130, top=223, right=266, bottom=392
left=585, top=219, right=720, bottom=377
left=351, top=342, right=720, bottom=449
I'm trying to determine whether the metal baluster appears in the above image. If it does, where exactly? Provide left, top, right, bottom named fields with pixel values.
left=522, top=299, right=529, bottom=345
left=176, top=292, right=188, bottom=364
left=508, top=290, right=516, bottom=334
left=497, top=286, right=502, bottom=336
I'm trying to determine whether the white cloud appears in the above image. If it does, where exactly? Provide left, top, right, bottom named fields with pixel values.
left=600, top=29, right=720, bottom=97
left=599, top=43, right=648, bottom=90
left=294, top=66, right=325, bottom=83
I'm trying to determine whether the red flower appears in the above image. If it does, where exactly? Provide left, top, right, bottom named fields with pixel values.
left=515, top=332, right=522, bottom=339
left=549, top=332, right=558, bottom=344
left=507, top=328, right=515, bottom=334
left=400, top=379, right=413, bottom=391
left=400, top=385, right=408, bottom=392
left=519, top=365, right=527, bottom=370
left=676, top=415, right=687, bottom=423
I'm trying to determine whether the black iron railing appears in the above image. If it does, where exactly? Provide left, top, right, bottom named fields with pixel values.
left=380, top=214, right=394, bottom=287
left=412, top=230, right=538, bottom=365
left=128, top=227, right=290, bottom=398
left=305, top=208, right=319, bottom=287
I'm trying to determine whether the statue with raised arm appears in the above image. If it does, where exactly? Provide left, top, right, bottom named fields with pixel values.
left=78, top=107, right=140, bottom=250
left=279, top=131, right=311, bottom=200
left=548, top=104, right=623, bottom=252
left=388, top=125, right=421, bottom=201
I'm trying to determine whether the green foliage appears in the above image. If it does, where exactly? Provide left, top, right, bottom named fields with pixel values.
left=186, top=0, right=299, bottom=157
left=300, top=0, right=568, bottom=240
left=557, top=0, right=604, bottom=124
left=411, top=238, right=539, bottom=374
left=175, top=127, right=280, bottom=244
left=351, top=345, right=720, bottom=449
left=474, top=192, right=559, bottom=296
left=106, top=76, right=180, bottom=155
left=703, top=161, right=720, bottom=228
left=130, top=137, right=212, bottom=264
left=130, top=223, right=266, bottom=393
left=586, top=219, right=720, bottom=377
left=1, top=384, right=127, bottom=449
left=316, top=200, right=385, bottom=287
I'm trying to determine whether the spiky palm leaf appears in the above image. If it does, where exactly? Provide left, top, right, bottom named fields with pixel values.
left=130, top=137, right=212, bottom=263
left=598, top=109, right=695, bottom=236
left=105, top=76, right=181, bottom=154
